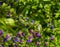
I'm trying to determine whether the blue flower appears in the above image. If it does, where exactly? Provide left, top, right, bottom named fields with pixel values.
left=14, top=37, right=18, bottom=42
left=31, top=20, right=34, bottom=23
left=26, top=25, right=29, bottom=28
left=0, top=2, right=3, bottom=6
left=26, top=39, right=32, bottom=43
left=50, top=25, right=54, bottom=30
left=26, top=17, right=29, bottom=20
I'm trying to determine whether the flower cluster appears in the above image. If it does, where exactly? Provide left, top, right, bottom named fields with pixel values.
left=0, top=0, right=60, bottom=47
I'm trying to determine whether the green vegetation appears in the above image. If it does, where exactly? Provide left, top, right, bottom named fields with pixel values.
left=0, top=0, right=60, bottom=47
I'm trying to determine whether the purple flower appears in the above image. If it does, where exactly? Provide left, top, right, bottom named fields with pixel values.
left=50, top=36, right=54, bottom=40
left=44, top=43, right=47, bottom=47
left=0, top=30, right=3, bottom=36
left=0, top=45, right=3, bottom=47
left=26, top=39, right=32, bottom=43
left=17, top=32, right=21, bottom=37
left=29, top=30, right=34, bottom=34
left=36, top=33, right=41, bottom=38
left=28, top=36, right=33, bottom=39
left=7, top=13, right=10, bottom=17
left=3, top=38, right=7, bottom=42
left=30, top=31, right=34, bottom=34
left=6, top=34, right=10, bottom=39
left=22, top=32, right=25, bottom=36
left=19, top=39, right=22, bottom=44
left=0, top=2, right=3, bottom=6
left=14, top=37, right=18, bottom=42
left=14, top=45, right=18, bottom=47
left=5, top=34, right=12, bottom=40
left=36, top=42, right=40, bottom=47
